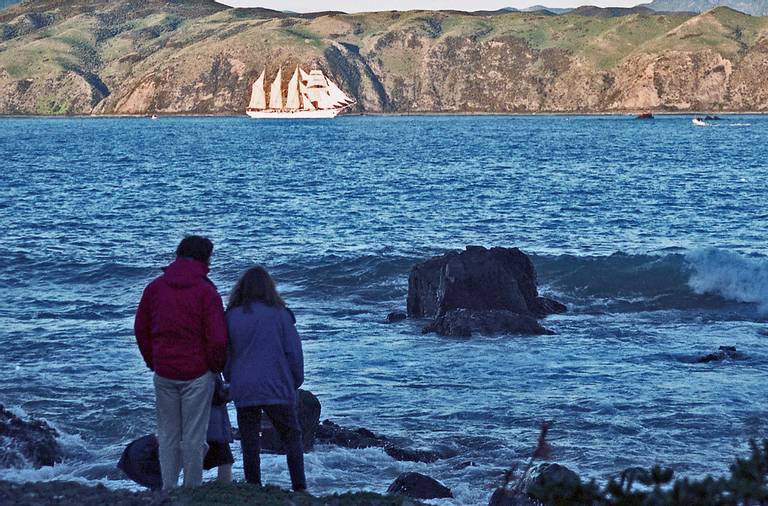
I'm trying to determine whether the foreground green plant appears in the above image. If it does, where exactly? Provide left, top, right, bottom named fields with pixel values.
left=498, top=429, right=768, bottom=505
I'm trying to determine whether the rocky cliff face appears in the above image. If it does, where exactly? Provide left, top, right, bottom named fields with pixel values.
left=0, top=0, right=767, bottom=114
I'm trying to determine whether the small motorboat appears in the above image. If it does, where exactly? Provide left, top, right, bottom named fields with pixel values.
left=636, top=112, right=654, bottom=120
left=150, top=114, right=158, bottom=120
left=692, top=118, right=707, bottom=126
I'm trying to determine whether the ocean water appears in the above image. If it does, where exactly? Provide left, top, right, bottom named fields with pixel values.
left=0, top=115, right=767, bottom=504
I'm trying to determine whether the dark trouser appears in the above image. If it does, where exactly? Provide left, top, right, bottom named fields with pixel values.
left=236, top=404, right=306, bottom=491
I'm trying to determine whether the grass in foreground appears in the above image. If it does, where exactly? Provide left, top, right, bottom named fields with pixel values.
left=173, top=482, right=424, bottom=506
left=0, top=480, right=423, bottom=506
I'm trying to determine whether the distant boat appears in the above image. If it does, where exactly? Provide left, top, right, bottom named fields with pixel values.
left=692, top=118, right=707, bottom=126
left=246, top=66, right=355, bottom=119
left=636, top=112, right=654, bottom=120
left=150, top=115, right=158, bottom=120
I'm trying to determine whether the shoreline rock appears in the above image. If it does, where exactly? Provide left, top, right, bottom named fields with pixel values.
left=387, top=472, right=453, bottom=499
left=314, top=419, right=448, bottom=463
left=261, top=389, right=321, bottom=454
left=0, top=405, right=62, bottom=469
left=489, top=463, right=580, bottom=506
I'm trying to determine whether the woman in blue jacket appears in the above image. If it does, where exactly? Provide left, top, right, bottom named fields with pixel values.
left=224, top=266, right=306, bottom=492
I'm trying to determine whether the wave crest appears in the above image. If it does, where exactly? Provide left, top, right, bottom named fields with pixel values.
left=686, top=248, right=768, bottom=313
left=533, top=248, right=768, bottom=315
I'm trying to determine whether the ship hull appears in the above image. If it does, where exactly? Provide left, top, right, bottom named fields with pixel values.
left=246, top=109, right=340, bottom=119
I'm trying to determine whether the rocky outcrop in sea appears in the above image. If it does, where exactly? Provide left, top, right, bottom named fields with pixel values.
left=407, top=246, right=565, bottom=336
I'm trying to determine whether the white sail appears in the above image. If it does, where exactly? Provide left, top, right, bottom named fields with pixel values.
left=299, top=68, right=311, bottom=83
left=299, top=80, right=315, bottom=110
left=248, top=69, right=266, bottom=110
left=303, top=69, right=336, bottom=110
left=269, top=67, right=283, bottom=110
left=285, top=67, right=301, bottom=110
left=327, top=78, right=354, bottom=106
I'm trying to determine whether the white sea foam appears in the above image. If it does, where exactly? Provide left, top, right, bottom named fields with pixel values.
left=686, top=248, right=768, bottom=314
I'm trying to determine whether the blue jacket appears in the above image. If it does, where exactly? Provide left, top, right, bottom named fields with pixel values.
left=224, top=302, right=304, bottom=407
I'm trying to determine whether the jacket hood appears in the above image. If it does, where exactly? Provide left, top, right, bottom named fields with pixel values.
left=161, top=258, right=210, bottom=288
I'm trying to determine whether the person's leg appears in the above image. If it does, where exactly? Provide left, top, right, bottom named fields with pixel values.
left=236, top=406, right=263, bottom=486
left=205, top=441, right=234, bottom=484
left=154, top=374, right=183, bottom=490
left=264, top=404, right=306, bottom=491
left=179, top=372, right=214, bottom=488
left=217, top=464, right=233, bottom=483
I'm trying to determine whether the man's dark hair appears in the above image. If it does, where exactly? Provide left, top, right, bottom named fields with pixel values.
left=176, top=235, right=214, bottom=265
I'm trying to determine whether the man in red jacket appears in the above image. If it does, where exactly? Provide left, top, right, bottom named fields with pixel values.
left=134, top=235, right=227, bottom=489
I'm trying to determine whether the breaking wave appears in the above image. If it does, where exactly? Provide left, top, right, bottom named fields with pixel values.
left=686, top=248, right=768, bottom=313
left=262, top=247, right=768, bottom=317
left=531, top=248, right=768, bottom=315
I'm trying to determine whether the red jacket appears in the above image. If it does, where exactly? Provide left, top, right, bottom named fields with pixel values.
left=134, top=258, right=227, bottom=381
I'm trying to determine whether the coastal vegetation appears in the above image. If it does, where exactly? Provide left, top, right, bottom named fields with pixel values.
left=2, top=0, right=768, bottom=114
left=492, top=422, right=768, bottom=505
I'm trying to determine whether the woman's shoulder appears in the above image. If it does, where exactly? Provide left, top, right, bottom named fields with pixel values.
left=226, top=302, right=292, bottom=319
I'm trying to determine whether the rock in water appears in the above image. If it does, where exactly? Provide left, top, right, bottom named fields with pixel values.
left=695, top=346, right=741, bottom=363
left=0, top=405, right=62, bottom=468
left=315, top=420, right=388, bottom=449
left=387, top=472, right=453, bottom=499
left=407, top=246, right=565, bottom=336
left=261, top=389, right=321, bottom=453
left=423, top=309, right=553, bottom=337
left=385, top=311, right=407, bottom=323
left=314, top=419, right=445, bottom=463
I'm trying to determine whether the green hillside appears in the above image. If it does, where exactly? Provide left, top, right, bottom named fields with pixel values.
left=1, top=0, right=767, bottom=114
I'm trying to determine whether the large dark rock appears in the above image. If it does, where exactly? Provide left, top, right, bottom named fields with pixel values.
left=0, top=405, right=63, bottom=469
left=423, top=309, right=553, bottom=337
left=489, top=463, right=580, bottom=506
left=315, top=419, right=445, bottom=463
left=387, top=472, right=453, bottom=499
left=407, top=246, right=564, bottom=336
left=261, top=389, right=321, bottom=454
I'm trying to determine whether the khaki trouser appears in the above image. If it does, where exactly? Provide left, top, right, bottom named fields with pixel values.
left=154, top=371, right=214, bottom=489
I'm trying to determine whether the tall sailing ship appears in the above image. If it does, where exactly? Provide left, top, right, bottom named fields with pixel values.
left=246, top=66, right=355, bottom=119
